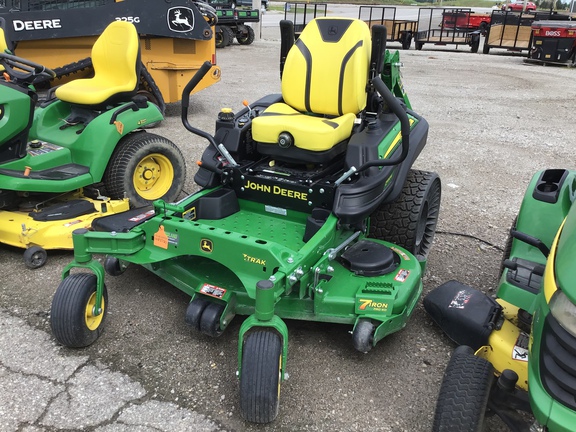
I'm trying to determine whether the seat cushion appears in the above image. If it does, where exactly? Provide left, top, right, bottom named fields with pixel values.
left=251, top=102, right=356, bottom=152
left=252, top=18, right=371, bottom=155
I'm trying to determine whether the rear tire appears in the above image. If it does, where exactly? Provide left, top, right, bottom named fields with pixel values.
left=215, top=26, right=230, bottom=48
left=224, top=25, right=235, bottom=45
left=471, top=35, right=480, bottom=53
left=237, top=25, right=255, bottom=45
left=433, top=346, right=494, bottom=432
left=104, top=132, right=185, bottom=208
left=369, top=170, right=441, bottom=261
left=401, top=33, right=412, bottom=50
left=240, top=331, right=282, bottom=423
left=51, top=273, right=108, bottom=348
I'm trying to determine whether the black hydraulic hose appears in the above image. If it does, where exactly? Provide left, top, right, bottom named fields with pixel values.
left=356, top=76, right=410, bottom=173
left=181, top=60, right=218, bottom=148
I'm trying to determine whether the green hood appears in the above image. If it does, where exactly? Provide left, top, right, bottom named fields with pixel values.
left=555, top=202, right=576, bottom=303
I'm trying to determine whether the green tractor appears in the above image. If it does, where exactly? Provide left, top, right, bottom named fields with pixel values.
left=425, top=168, right=576, bottom=431
left=50, top=18, right=441, bottom=423
left=0, top=21, right=185, bottom=268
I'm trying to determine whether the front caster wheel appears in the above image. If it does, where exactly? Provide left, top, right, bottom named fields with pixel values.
left=199, top=302, right=225, bottom=337
left=23, top=246, right=47, bottom=269
left=240, top=331, right=282, bottom=423
left=185, top=296, right=210, bottom=330
left=104, top=256, right=126, bottom=276
left=352, top=319, right=375, bottom=353
left=50, top=273, right=108, bottom=348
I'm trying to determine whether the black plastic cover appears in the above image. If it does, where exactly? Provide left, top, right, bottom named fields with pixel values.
left=340, top=239, right=399, bottom=276
left=92, top=206, right=154, bottom=232
left=30, top=199, right=95, bottom=221
left=423, top=280, right=502, bottom=350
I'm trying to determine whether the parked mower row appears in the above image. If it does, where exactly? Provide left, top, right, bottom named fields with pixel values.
left=2, top=8, right=575, bottom=431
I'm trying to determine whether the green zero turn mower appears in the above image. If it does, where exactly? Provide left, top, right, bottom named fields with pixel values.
left=425, top=168, right=576, bottom=432
left=50, top=18, right=441, bottom=423
left=0, top=20, right=185, bottom=268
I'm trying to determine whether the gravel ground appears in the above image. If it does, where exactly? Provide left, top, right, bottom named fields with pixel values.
left=1, top=20, right=576, bottom=432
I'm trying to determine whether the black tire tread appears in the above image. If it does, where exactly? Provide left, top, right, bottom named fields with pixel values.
left=215, top=26, right=230, bottom=48
left=352, top=319, right=375, bottom=353
left=223, top=25, right=235, bottom=45
left=23, top=246, right=48, bottom=269
left=432, top=346, right=494, bottom=432
left=369, top=169, right=441, bottom=260
left=50, top=273, right=108, bottom=348
left=103, top=132, right=185, bottom=208
left=240, top=331, right=282, bottom=423
left=237, top=25, right=255, bottom=45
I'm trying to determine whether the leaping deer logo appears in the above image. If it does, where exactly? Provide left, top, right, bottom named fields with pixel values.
left=168, top=7, right=195, bottom=32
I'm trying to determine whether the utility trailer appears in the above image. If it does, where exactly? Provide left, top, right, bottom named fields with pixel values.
left=358, top=6, right=417, bottom=50
left=284, top=2, right=327, bottom=39
left=483, top=10, right=573, bottom=55
left=209, top=0, right=259, bottom=48
left=525, top=20, right=576, bottom=66
left=0, top=0, right=221, bottom=108
left=414, top=8, right=481, bottom=53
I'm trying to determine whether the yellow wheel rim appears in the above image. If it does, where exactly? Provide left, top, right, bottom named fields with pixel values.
left=133, top=153, right=174, bottom=200
left=277, top=354, right=282, bottom=399
left=85, top=292, right=105, bottom=331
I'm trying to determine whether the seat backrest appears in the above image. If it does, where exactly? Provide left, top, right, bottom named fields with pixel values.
left=91, top=20, right=140, bottom=90
left=55, top=20, right=140, bottom=106
left=0, top=28, right=8, bottom=54
left=281, top=18, right=371, bottom=117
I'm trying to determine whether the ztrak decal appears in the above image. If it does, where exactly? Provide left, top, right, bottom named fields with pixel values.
left=243, top=253, right=266, bottom=266
left=244, top=180, right=308, bottom=201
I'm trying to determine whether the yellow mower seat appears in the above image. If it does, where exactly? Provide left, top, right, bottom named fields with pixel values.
left=55, top=21, right=140, bottom=107
left=252, top=17, right=371, bottom=154
left=0, top=28, right=9, bottom=72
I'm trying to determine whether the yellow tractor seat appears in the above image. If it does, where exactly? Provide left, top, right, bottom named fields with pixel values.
left=55, top=21, right=140, bottom=107
left=0, top=27, right=9, bottom=72
left=252, top=17, right=371, bottom=160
